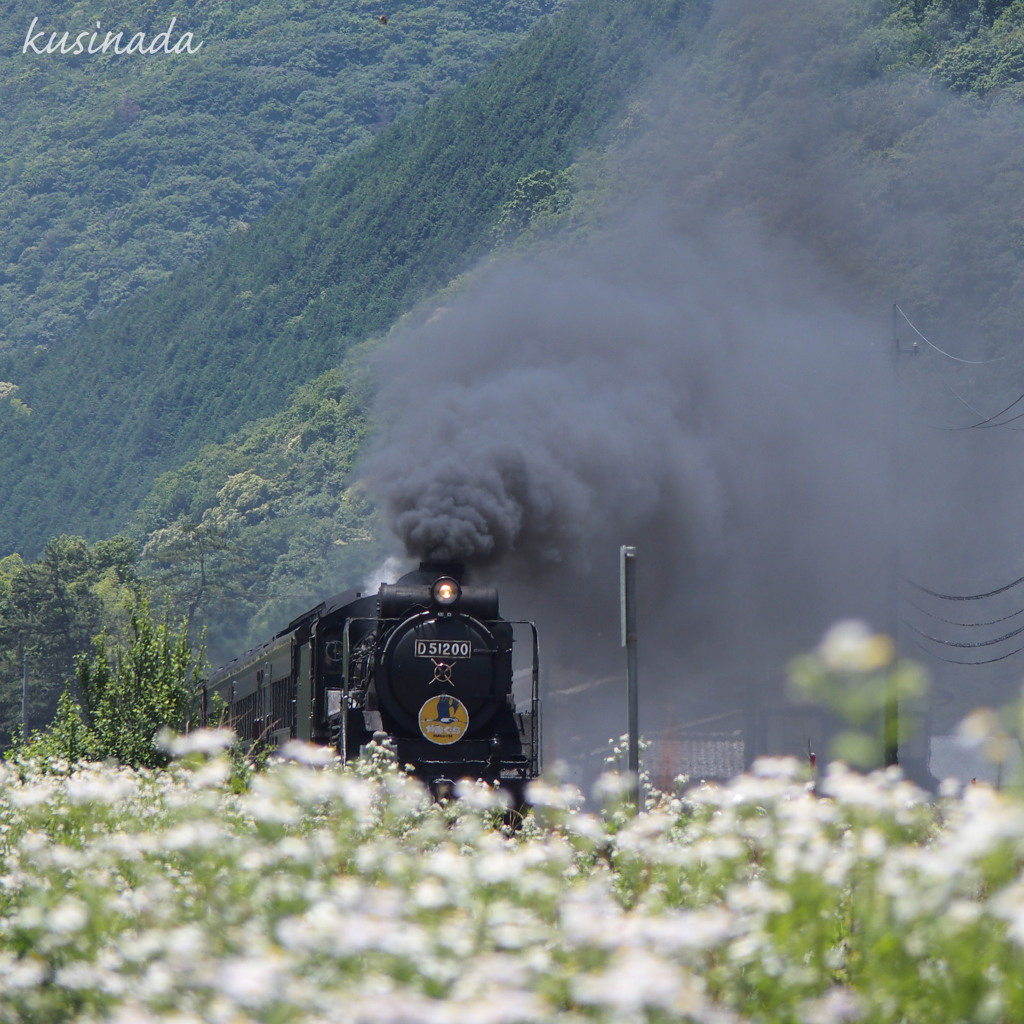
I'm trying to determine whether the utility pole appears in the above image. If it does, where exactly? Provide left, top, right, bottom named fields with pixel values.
left=620, top=545, right=640, bottom=810
left=21, top=647, right=28, bottom=738
left=886, top=304, right=917, bottom=768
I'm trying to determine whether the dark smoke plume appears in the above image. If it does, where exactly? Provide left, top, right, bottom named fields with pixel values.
left=370, top=221, right=728, bottom=575
left=367, top=210, right=893, bottom=665
left=363, top=0, right=1024, bottom=787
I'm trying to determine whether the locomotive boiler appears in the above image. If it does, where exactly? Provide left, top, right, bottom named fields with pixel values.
left=205, top=562, right=540, bottom=792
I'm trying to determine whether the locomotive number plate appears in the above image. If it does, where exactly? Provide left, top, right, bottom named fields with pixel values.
left=414, top=639, right=472, bottom=659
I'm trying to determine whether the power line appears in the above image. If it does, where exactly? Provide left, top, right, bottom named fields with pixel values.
left=894, top=306, right=1024, bottom=664
left=941, top=382, right=1024, bottom=431
left=894, top=304, right=1005, bottom=365
left=906, top=573, right=1024, bottom=601
left=902, top=617, right=1024, bottom=649
left=903, top=598, right=1024, bottom=629
left=906, top=635, right=1024, bottom=666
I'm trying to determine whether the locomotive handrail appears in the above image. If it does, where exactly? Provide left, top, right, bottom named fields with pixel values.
left=340, top=616, right=362, bottom=765
left=340, top=615, right=388, bottom=764
left=505, top=620, right=541, bottom=778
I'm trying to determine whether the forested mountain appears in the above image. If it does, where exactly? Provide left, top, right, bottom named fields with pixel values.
left=0, top=0, right=699, bottom=559
left=0, top=0, right=572, bottom=353
left=7, top=0, right=1024, bottom=746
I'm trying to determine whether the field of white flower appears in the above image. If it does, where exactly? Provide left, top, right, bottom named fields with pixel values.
left=1, top=729, right=1023, bottom=1024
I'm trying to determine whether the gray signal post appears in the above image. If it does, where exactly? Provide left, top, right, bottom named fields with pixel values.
left=620, top=545, right=640, bottom=811
left=887, top=303, right=917, bottom=769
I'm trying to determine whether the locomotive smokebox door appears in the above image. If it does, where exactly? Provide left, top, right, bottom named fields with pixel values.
left=377, top=614, right=511, bottom=739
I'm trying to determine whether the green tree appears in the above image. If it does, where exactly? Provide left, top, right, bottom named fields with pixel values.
left=140, top=515, right=257, bottom=646
left=16, top=600, right=203, bottom=769
left=494, top=168, right=575, bottom=242
left=0, top=536, right=141, bottom=746
left=0, top=554, right=28, bottom=749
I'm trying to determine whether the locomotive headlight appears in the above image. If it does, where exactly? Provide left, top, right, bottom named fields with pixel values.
left=432, top=577, right=461, bottom=606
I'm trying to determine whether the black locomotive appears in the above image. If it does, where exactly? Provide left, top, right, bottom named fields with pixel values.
left=205, top=562, right=540, bottom=793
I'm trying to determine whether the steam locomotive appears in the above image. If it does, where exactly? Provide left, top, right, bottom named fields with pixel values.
left=205, top=562, right=540, bottom=794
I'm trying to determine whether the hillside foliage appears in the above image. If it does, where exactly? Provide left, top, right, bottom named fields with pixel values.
left=0, top=0, right=700, bottom=560
left=134, top=352, right=383, bottom=664
left=0, top=0, right=573, bottom=354
left=6, top=0, right=1024, bottom=741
